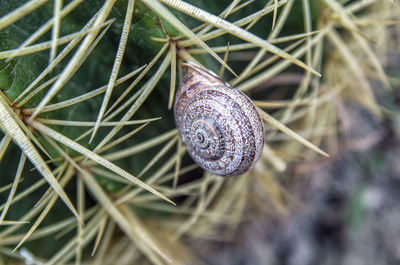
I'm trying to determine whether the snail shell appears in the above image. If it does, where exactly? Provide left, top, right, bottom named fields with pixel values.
left=174, top=62, right=264, bottom=176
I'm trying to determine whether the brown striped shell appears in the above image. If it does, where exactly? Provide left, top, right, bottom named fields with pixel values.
left=174, top=62, right=264, bottom=176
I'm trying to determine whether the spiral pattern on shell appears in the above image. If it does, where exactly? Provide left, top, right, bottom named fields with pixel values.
left=174, top=62, right=264, bottom=176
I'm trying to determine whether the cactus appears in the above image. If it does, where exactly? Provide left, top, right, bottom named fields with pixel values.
left=0, top=0, right=397, bottom=264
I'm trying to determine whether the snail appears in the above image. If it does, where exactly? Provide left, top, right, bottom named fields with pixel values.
left=174, top=62, right=264, bottom=176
